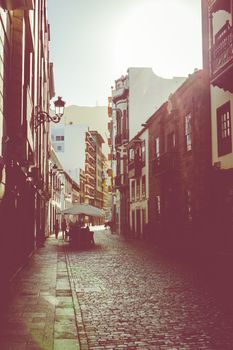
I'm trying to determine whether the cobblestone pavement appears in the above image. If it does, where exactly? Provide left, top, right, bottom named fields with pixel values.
left=65, top=229, right=233, bottom=350
left=1, top=229, right=233, bottom=350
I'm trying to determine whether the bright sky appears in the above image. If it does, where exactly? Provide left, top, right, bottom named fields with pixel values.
left=48, top=0, right=202, bottom=107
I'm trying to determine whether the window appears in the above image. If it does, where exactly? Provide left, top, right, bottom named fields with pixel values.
left=131, top=180, right=135, bottom=201
left=155, top=137, right=160, bottom=158
left=56, top=135, right=64, bottom=141
left=56, top=145, right=63, bottom=152
left=129, top=148, right=135, bottom=161
left=122, top=110, right=127, bottom=139
left=141, top=141, right=146, bottom=163
left=185, top=114, right=192, bottom=151
left=167, top=131, right=176, bottom=151
left=136, top=178, right=140, bottom=200
left=186, top=189, right=192, bottom=221
left=155, top=195, right=161, bottom=218
left=217, top=101, right=232, bottom=156
left=142, top=175, right=146, bottom=197
left=116, top=110, right=121, bottom=135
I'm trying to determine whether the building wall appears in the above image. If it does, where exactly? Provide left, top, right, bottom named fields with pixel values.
left=148, top=70, right=212, bottom=249
left=0, top=9, right=10, bottom=203
left=111, top=68, right=186, bottom=235
left=51, top=124, right=88, bottom=184
left=128, top=67, right=186, bottom=139
left=85, top=131, right=96, bottom=205
left=211, top=87, right=233, bottom=168
left=202, top=0, right=233, bottom=249
left=148, top=103, right=166, bottom=242
left=209, top=8, right=233, bottom=169
left=0, top=0, right=54, bottom=288
left=129, top=129, right=149, bottom=237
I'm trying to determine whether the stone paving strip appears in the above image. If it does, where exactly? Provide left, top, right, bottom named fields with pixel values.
left=0, top=238, right=80, bottom=350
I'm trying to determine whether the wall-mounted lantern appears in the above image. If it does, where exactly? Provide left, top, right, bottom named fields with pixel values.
left=34, top=96, right=65, bottom=128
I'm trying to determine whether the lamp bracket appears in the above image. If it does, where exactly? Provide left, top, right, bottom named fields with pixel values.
left=34, top=110, right=61, bottom=128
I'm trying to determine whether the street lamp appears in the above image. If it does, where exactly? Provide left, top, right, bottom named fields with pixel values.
left=34, top=96, right=66, bottom=128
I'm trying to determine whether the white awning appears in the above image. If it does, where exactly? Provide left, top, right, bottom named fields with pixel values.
left=60, top=203, right=105, bottom=218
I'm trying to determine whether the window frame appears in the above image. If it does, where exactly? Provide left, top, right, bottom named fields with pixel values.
left=129, top=148, right=135, bottom=162
left=184, top=113, right=192, bottom=152
left=131, top=180, right=135, bottom=201
left=142, top=175, right=146, bottom=198
left=217, top=101, right=232, bottom=157
left=186, top=189, right=192, bottom=221
left=155, top=195, right=161, bottom=219
left=136, top=178, right=140, bottom=201
left=155, top=137, right=160, bottom=158
left=141, top=140, right=146, bottom=164
left=167, top=131, right=176, bottom=151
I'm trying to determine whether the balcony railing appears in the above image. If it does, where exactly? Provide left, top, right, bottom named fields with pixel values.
left=211, top=21, right=233, bottom=91
left=128, top=157, right=143, bottom=178
left=112, top=86, right=129, bottom=103
left=153, top=152, right=178, bottom=176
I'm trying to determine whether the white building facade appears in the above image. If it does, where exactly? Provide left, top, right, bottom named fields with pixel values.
left=50, top=123, right=88, bottom=184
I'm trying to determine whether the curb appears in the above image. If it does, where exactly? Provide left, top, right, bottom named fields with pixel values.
left=63, top=245, right=89, bottom=350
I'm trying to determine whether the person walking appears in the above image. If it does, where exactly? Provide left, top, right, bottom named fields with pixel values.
left=54, top=219, right=59, bottom=239
left=61, top=218, right=67, bottom=241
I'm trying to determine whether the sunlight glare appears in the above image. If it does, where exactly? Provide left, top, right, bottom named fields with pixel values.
left=114, top=0, right=202, bottom=78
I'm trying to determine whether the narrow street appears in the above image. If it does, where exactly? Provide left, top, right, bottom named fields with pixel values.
left=1, top=228, right=233, bottom=350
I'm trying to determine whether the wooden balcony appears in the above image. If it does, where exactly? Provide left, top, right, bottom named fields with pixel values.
left=112, top=87, right=129, bottom=103
left=208, top=0, right=230, bottom=13
left=153, top=152, right=178, bottom=176
left=128, top=158, right=143, bottom=178
left=108, top=106, right=112, bottom=117
left=211, top=21, right=233, bottom=92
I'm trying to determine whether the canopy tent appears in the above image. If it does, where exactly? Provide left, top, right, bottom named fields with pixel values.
left=60, top=203, right=105, bottom=218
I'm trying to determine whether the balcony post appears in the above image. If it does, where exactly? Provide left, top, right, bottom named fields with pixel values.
left=209, top=11, right=214, bottom=74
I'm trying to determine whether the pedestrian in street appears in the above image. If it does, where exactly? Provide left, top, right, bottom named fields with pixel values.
left=54, top=219, right=59, bottom=239
left=61, top=218, right=67, bottom=241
